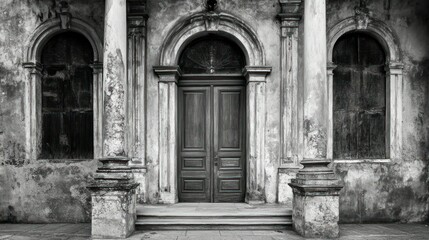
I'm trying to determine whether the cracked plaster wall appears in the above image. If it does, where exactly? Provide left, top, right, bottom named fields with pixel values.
left=0, top=0, right=428, bottom=224
left=0, top=0, right=104, bottom=222
left=327, top=0, right=429, bottom=223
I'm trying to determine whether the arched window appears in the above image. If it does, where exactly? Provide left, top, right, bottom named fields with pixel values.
left=333, top=32, right=386, bottom=159
left=178, top=36, right=246, bottom=74
left=40, top=32, right=94, bottom=159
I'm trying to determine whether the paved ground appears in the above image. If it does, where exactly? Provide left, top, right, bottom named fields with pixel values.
left=0, top=223, right=428, bottom=239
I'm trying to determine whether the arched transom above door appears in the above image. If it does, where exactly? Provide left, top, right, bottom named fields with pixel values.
left=178, top=35, right=246, bottom=74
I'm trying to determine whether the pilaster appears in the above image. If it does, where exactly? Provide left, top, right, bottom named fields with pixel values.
left=243, top=66, right=271, bottom=204
left=22, top=62, right=43, bottom=160
left=127, top=0, right=148, bottom=163
left=326, top=62, right=337, bottom=160
left=127, top=0, right=148, bottom=203
left=278, top=0, right=302, bottom=167
left=386, top=61, right=404, bottom=160
left=154, top=66, right=181, bottom=204
left=90, top=62, right=104, bottom=159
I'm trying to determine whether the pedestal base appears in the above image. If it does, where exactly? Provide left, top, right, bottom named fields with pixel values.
left=91, top=189, right=137, bottom=239
left=292, top=192, right=340, bottom=238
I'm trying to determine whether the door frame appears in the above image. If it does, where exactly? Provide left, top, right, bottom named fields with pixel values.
left=177, top=75, right=246, bottom=202
left=154, top=66, right=270, bottom=204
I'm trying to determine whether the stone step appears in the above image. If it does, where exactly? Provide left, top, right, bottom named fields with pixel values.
left=135, top=203, right=292, bottom=230
left=135, top=218, right=292, bottom=230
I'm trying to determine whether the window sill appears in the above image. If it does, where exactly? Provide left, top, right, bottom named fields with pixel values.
left=332, top=159, right=391, bottom=164
left=38, top=158, right=96, bottom=163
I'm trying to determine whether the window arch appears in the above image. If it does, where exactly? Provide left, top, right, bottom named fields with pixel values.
left=332, top=32, right=386, bottom=159
left=23, top=18, right=103, bottom=160
left=327, top=16, right=403, bottom=162
left=40, top=32, right=94, bottom=159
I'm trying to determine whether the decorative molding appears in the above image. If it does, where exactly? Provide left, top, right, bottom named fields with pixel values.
left=278, top=0, right=302, bottom=20
left=203, top=12, right=220, bottom=31
left=153, top=66, right=182, bottom=82
left=354, top=0, right=371, bottom=29
left=25, top=18, right=103, bottom=63
left=159, top=12, right=265, bottom=66
left=243, top=66, right=271, bottom=83
left=205, top=0, right=218, bottom=12
left=58, top=1, right=71, bottom=30
left=327, top=16, right=401, bottom=63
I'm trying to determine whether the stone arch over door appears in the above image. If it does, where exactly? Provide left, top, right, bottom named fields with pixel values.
left=154, top=12, right=271, bottom=204
left=23, top=18, right=104, bottom=160
left=326, top=15, right=403, bottom=162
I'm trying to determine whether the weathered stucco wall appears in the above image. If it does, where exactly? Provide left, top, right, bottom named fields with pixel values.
left=0, top=0, right=428, bottom=224
left=0, top=0, right=104, bottom=222
left=327, top=0, right=429, bottom=223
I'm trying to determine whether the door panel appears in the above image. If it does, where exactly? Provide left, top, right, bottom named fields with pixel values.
left=178, top=85, right=245, bottom=202
left=213, top=86, right=246, bottom=202
left=178, top=87, right=211, bottom=202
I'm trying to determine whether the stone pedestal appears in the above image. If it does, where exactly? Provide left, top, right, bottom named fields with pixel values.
left=289, top=160, right=342, bottom=238
left=88, top=157, right=139, bottom=239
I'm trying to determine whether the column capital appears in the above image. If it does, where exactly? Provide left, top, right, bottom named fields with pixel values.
left=386, top=61, right=404, bottom=75
left=277, top=0, right=303, bottom=21
left=327, top=62, right=337, bottom=74
left=154, top=66, right=182, bottom=83
left=243, top=66, right=272, bottom=83
left=22, top=61, right=43, bottom=75
left=90, top=61, right=103, bottom=73
left=127, top=0, right=148, bottom=37
left=127, top=0, right=147, bottom=16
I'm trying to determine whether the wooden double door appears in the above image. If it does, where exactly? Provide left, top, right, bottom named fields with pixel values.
left=178, top=83, right=246, bottom=202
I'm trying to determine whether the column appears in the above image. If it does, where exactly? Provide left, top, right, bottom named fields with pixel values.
left=277, top=0, right=302, bottom=205
left=103, top=0, right=128, bottom=157
left=289, top=0, right=343, bottom=238
left=88, top=0, right=138, bottom=238
left=127, top=0, right=149, bottom=203
left=243, top=66, right=271, bottom=204
left=154, top=66, right=181, bottom=204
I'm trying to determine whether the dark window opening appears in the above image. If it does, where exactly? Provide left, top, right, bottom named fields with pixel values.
left=178, top=35, right=246, bottom=74
left=40, top=32, right=94, bottom=159
left=333, top=32, right=386, bottom=159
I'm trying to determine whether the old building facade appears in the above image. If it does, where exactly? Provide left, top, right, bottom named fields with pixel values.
left=0, top=0, right=428, bottom=238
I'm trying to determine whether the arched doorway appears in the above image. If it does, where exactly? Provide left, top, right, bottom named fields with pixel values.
left=177, top=35, right=246, bottom=202
left=154, top=12, right=270, bottom=204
